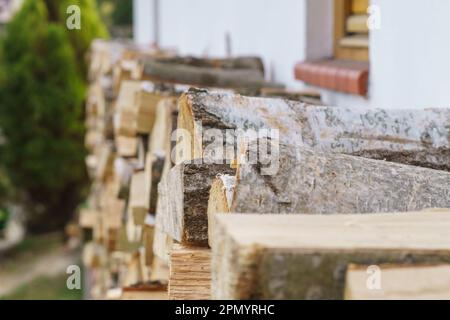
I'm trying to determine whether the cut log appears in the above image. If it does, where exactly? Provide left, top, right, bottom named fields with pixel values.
left=150, top=256, right=170, bottom=283
left=124, top=251, right=146, bottom=287
left=207, top=175, right=235, bottom=246
left=177, top=89, right=450, bottom=170
left=231, top=142, right=450, bottom=214
left=153, top=181, right=174, bottom=264
left=345, top=264, right=450, bottom=300
left=116, top=135, right=137, bottom=158
left=143, top=56, right=266, bottom=73
left=158, top=161, right=235, bottom=246
left=144, top=153, right=165, bottom=214
left=134, top=82, right=171, bottom=133
left=116, top=225, right=141, bottom=252
left=114, top=109, right=137, bottom=137
left=144, top=98, right=178, bottom=214
left=168, top=244, right=211, bottom=300
left=114, top=80, right=142, bottom=136
left=95, top=143, right=114, bottom=182
left=129, top=171, right=148, bottom=225
left=143, top=57, right=282, bottom=91
left=79, top=209, right=100, bottom=229
left=260, top=87, right=322, bottom=105
left=137, top=135, right=147, bottom=169
left=212, top=211, right=450, bottom=299
left=143, top=219, right=155, bottom=266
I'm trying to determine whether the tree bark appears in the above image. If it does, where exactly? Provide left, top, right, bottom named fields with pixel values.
left=212, top=211, right=450, bottom=299
left=157, top=162, right=235, bottom=246
left=177, top=89, right=450, bottom=170
left=231, top=143, right=450, bottom=214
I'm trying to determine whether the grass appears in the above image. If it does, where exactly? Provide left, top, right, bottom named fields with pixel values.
left=0, top=232, right=63, bottom=273
left=1, top=273, right=83, bottom=300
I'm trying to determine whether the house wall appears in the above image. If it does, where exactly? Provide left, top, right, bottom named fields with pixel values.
left=133, top=0, right=157, bottom=45
left=133, top=0, right=450, bottom=109
left=158, top=0, right=310, bottom=87
left=369, top=0, right=450, bottom=108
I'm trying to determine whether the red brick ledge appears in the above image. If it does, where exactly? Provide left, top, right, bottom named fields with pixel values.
left=294, top=59, right=369, bottom=96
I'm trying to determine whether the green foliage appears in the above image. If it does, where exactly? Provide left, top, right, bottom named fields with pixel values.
left=110, top=0, right=132, bottom=26
left=41, top=0, right=109, bottom=78
left=97, top=0, right=132, bottom=37
left=0, top=0, right=102, bottom=232
left=1, top=272, right=83, bottom=300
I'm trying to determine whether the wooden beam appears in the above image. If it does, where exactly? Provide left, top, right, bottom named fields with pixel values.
left=345, top=264, right=450, bottom=300
left=212, top=211, right=450, bottom=299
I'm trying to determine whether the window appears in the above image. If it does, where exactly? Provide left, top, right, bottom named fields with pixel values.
left=334, top=0, right=369, bottom=61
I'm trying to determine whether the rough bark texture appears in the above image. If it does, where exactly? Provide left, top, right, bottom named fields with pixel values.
left=158, top=161, right=235, bottom=246
left=212, top=212, right=450, bottom=300
left=179, top=89, right=450, bottom=170
left=232, top=143, right=450, bottom=214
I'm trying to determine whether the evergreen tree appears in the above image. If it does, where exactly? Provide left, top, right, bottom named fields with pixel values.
left=0, top=0, right=92, bottom=232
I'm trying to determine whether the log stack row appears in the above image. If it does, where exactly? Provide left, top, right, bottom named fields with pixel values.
left=79, top=39, right=450, bottom=300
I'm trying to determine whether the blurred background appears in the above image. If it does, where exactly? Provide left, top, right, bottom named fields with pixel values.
left=1, top=0, right=449, bottom=300
left=0, top=0, right=130, bottom=300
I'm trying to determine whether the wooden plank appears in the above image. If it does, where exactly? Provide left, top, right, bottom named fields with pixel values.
left=334, top=0, right=368, bottom=61
left=116, top=135, right=138, bottom=158
left=79, top=209, right=99, bottom=229
left=212, top=211, right=450, bottom=299
left=346, top=14, right=369, bottom=33
left=345, top=264, right=450, bottom=300
left=169, top=244, right=211, bottom=300
left=129, top=171, right=147, bottom=225
left=340, top=35, right=369, bottom=48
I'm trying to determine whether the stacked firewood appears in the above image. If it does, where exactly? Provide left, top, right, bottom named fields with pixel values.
left=79, top=39, right=450, bottom=300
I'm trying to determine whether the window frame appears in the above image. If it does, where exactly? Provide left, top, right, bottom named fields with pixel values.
left=334, top=0, right=369, bottom=62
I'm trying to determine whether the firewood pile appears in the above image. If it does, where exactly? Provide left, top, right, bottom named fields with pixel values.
left=79, top=39, right=450, bottom=300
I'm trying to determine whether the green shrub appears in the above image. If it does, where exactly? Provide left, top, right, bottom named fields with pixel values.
left=0, top=0, right=105, bottom=232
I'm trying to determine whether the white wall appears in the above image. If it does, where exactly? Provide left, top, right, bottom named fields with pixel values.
left=134, top=0, right=450, bottom=109
left=368, top=0, right=450, bottom=108
left=158, top=0, right=311, bottom=87
left=133, top=0, right=157, bottom=45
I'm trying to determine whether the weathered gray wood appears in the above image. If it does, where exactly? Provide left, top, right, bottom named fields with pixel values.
left=143, top=58, right=282, bottom=90
left=143, top=56, right=266, bottom=73
left=232, top=142, right=450, bottom=214
left=158, top=161, right=235, bottom=246
left=178, top=89, right=450, bottom=170
left=212, top=211, right=450, bottom=299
